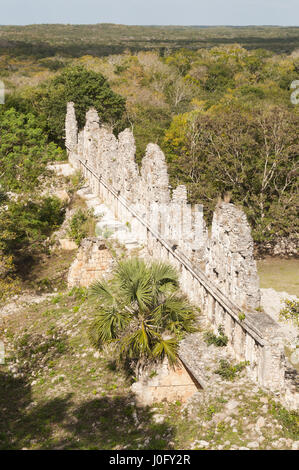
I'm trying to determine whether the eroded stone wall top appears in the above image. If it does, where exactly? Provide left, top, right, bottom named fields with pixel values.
left=65, top=103, right=261, bottom=313
left=205, top=202, right=261, bottom=310
left=65, top=102, right=78, bottom=152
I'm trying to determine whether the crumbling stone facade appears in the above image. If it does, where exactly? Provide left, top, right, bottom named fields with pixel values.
left=66, top=103, right=208, bottom=260
left=65, top=103, right=298, bottom=410
left=68, top=238, right=113, bottom=288
left=65, top=102, right=78, bottom=160
left=205, top=202, right=261, bottom=311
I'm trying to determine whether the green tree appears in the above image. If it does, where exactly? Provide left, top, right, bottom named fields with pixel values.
left=0, top=196, right=65, bottom=256
left=89, top=258, right=196, bottom=373
left=164, top=49, right=194, bottom=76
left=203, top=62, right=235, bottom=93
left=164, top=103, right=299, bottom=242
left=0, top=108, right=64, bottom=192
left=32, top=65, right=127, bottom=144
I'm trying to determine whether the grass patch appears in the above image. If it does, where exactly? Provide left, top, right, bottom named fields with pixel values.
left=270, top=401, right=299, bottom=440
left=257, top=258, right=299, bottom=297
left=214, top=360, right=249, bottom=381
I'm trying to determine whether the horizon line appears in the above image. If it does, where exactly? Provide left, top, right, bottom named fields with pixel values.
left=0, top=23, right=299, bottom=27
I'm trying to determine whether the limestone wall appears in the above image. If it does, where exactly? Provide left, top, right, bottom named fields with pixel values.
left=67, top=103, right=208, bottom=261
left=65, top=102, right=298, bottom=409
left=205, top=202, right=261, bottom=311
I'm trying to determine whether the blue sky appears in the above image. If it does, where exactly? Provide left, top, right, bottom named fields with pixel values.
left=0, top=0, right=298, bottom=26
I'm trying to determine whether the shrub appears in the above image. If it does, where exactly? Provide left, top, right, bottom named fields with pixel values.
left=0, top=252, right=21, bottom=301
left=32, top=65, right=127, bottom=145
left=214, top=359, right=249, bottom=381
left=0, top=196, right=65, bottom=256
left=89, top=258, right=197, bottom=370
left=67, top=209, right=95, bottom=245
left=70, top=170, right=85, bottom=192
left=280, top=299, right=299, bottom=328
left=204, top=325, right=228, bottom=347
left=68, top=286, right=88, bottom=304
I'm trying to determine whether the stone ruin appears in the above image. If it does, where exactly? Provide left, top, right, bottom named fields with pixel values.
left=66, top=102, right=259, bottom=309
left=131, top=359, right=199, bottom=406
left=64, top=102, right=298, bottom=409
left=68, top=238, right=113, bottom=288
left=206, top=202, right=261, bottom=311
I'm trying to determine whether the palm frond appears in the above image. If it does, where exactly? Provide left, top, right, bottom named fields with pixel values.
left=90, top=279, right=117, bottom=305
left=89, top=306, right=131, bottom=348
left=152, top=294, right=197, bottom=333
left=120, top=322, right=159, bottom=359
left=150, top=261, right=179, bottom=294
left=152, top=337, right=179, bottom=366
left=114, top=258, right=153, bottom=309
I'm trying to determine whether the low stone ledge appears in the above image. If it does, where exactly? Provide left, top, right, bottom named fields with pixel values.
left=131, top=358, right=200, bottom=406
left=179, top=334, right=208, bottom=389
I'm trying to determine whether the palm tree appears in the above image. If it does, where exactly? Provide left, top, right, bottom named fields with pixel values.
left=89, top=257, right=197, bottom=372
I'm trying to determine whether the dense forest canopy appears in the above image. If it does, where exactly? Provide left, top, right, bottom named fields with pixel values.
left=0, top=30, right=298, bottom=296
left=0, top=24, right=299, bottom=56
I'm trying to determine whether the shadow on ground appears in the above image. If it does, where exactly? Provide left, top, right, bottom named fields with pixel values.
left=0, top=369, right=173, bottom=450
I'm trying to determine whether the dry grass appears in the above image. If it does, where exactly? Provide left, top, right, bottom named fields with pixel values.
left=0, top=284, right=298, bottom=450
left=257, top=258, right=299, bottom=297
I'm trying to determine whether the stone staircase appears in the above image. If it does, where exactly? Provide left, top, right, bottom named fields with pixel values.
left=77, top=186, right=141, bottom=251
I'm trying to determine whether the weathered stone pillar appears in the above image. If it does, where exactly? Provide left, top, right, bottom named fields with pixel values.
left=205, top=202, right=260, bottom=311
left=65, top=102, right=79, bottom=168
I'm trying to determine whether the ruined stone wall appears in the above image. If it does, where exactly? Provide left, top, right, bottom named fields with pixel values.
left=67, top=238, right=113, bottom=288
left=65, top=102, right=298, bottom=409
left=67, top=102, right=208, bottom=261
left=205, top=202, right=261, bottom=311
left=65, top=102, right=78, bottom=167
